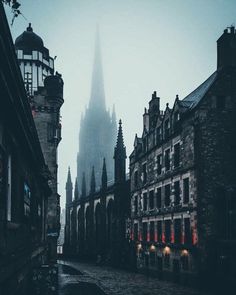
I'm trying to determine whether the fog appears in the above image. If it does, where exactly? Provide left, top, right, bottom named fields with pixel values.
left=5, top=0, right=236, bottom=208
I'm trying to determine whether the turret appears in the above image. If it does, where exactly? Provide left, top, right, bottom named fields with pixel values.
left=15, top=23, right=54, bottom=95
left=114, top=120, right=127, bottom=184
left=217, top=26, right=236, bottom=70
left=66, top=167, right=73, bottom=205
left=44, top=73, right=64, bottom=107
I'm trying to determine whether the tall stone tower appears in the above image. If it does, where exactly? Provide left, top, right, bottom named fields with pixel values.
left=15, top=24, right=64, bottom=261
left=77, top=29, right=117, bottom=194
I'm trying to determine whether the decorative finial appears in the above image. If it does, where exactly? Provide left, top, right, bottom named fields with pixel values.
left=166, top=103, right=169, bottom=107
left=119, top=119, right=122, bottom=125
left=27, top=23, right=33, bottom=32
left=176, top=94, right=179, bottom=100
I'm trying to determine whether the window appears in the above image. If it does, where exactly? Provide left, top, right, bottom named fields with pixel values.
left=24, top=182, right=31, bottom=217
left=165, top=149, right=170, bottom=171
left=149, top=190, right=154, bottom=210
left=174, top=143, right=180, bottom=168
left=157, top=220, right=162, bottom=242
left=156, top=127, right=161, bottom=144
left=156, top=187, right=162, bottom=209
left=164, top=184, right=171, bottom=207
left=174, top=111, right=180, bottom=123
left=134, top=170, right=138, bottom=186
left=134, top=223, right=138, bottom=240
left=142, top=222, right=147, bottom=241
left=165, top=220, right=171, bottom=243
left=184, top=218, right=191, bottom=244
left=134, top=195, right=138, bottom=214
left=143, top=193, right=147, bottom=211
left=157, top=154, right=162, bottom=175
left=174, top=219, right=181, bottom=244
left=142, top=163, right=147, bottom=184
left=183, top=178, right=189, bottom=204
left=174, top=181, right=180, bottom=206
left=164, top=119, right=170, bottom=139
left=150, top=221, right=155, bottom=242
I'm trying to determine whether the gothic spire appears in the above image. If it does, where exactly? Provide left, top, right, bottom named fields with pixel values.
left=114, top=120, right=127, bottom=184
left=66, top=167, right=72, bottom=188
left=101, top=158, right=107, bottom=190
left=74, top=177, right=79, bottom=201
left=82, top=172, right=86, bottom=197
left=90, top=166, right=96, bottom=194
left=115, top=119, right=126, bottom=152
left=89, top=26, right=106, bottom=111
left=66, top=167, right=73, bottom=204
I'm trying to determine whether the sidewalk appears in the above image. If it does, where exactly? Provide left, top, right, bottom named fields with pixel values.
left=58, top=259, right=211, bottom=295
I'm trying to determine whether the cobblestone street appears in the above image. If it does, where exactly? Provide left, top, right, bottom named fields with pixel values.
left=58, top=260, right=212, bottom=295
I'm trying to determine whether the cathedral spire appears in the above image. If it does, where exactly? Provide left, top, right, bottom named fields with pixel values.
left=101, top=158, right=107, bottom=190
left=66, top=167, right=73, bottom=204
left=90, top=166, right=96, bottom=194
left=114, top=120, right=127, bottom=184
left=89, top=26, right=106, bottom=111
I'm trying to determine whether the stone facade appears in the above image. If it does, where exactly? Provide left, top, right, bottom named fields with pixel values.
left=15, top=24, right=64, bottom=262
left=64, top=121, right=131, bottom=266
left=0, top=3, right=51, bottom=294
left=129, top=27, right=236, bottom=286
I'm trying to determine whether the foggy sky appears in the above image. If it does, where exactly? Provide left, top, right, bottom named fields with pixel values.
left=5, top=0, right=236, bottom=208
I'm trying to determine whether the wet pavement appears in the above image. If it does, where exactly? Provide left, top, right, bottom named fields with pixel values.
left=58, top=262, right=107, bottom=295
left=58, top=259, right=212, bottom=295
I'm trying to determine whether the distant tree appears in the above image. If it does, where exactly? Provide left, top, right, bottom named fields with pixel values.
left=2, top=0, right=23, bottom=25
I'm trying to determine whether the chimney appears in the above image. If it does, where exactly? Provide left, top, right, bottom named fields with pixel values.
left=217, top=26, right=236, bottom=70
left=143, top=107, right=149, bottom=131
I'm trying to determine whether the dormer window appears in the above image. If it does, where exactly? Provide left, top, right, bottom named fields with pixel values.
left=174, top=111, right=180, bottom=123
left=164, top=119, right=170, bottom=139
left=156, top=127, right=161, bottom=144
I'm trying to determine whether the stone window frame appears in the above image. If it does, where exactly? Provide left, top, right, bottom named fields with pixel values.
left=164, top=147, right=171, bottom=172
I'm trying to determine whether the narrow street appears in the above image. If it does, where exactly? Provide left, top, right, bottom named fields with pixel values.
left=58, top=260, right=211, bottom=295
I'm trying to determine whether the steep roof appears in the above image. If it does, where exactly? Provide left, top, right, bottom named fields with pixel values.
left=182, top=71, right=217, bottom=110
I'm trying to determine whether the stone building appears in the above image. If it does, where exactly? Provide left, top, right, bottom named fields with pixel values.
left=14, top=23, right=64, bottom=261
left=64, top=121, right=130, bottom=266
left=129, top=27, right=236, bottom=286
left=0, top=3, right=51, bottom=294
left=77, top=29, right=117, bottom=194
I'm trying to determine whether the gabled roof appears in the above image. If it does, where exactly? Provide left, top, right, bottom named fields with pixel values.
left=182, top=71, right=217, bottom=110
